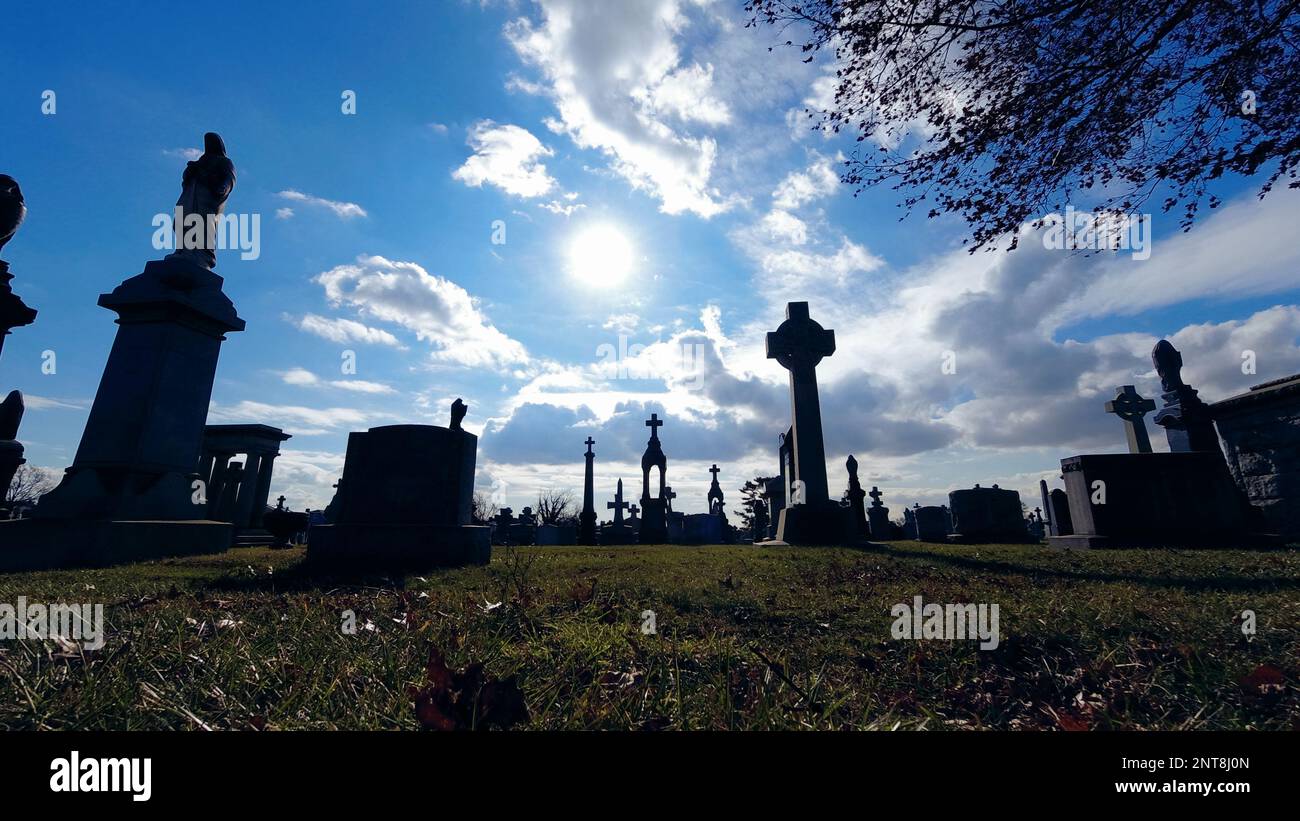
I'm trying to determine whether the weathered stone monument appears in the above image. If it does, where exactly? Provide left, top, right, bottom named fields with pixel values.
left=1212, top=373, right=1300, bottom=542
left=492, top=507, right=515, bottom=545
left=948, top=484, right=1033, bottom=543
left=904, top=503, right=949, bottom=541
left=198, top=424, right=291, bottom=546
left=1049, top=340, right=1263, bottom=548
left=262, top=496, right=308, bottom=548
left=578, top=436, right=597, bottom=545
left=510, top=506, right=537, bottom=545
left=535, top=522, right=577, bottom=545
left=0, top=175, right=37, bottom=510
left=602, top=478, right=635, bottom=545
left=707, top=464, right=725, bottom=516
left=751, top=497, right=768, bottom=543
left=765, top=302, right=850, bottom=544
left=1038, top=479, right=1073, bottom=537
left=761, top=472, right=784, bottom=540
left=0, top=391, right=27, bottom=509
left=844, top=455, right=869, bottom=538
left=638, top=413, right=669, bottom=544
left=1105, top=385, right=1157, bottom=453
left=680, top=513, right=723, bottom=544
left=308, top=400, right=490, bottom=568
left=2, top=137, right=245, bottom=571
left=1152, top=340, right=1223, bottom=455
left=867, top=485, right=896, bottom=541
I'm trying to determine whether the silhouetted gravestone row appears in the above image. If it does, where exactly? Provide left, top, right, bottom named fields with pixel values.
left=2, top=142, right=1298, bottom=573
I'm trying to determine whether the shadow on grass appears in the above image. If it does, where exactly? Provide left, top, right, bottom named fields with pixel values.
left=856, top=541, right=1300, bottom=593
left=200, top=553, right=470, bottom=595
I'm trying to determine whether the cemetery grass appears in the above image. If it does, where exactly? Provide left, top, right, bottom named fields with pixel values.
left=1, top=543, right=1297, bottom=731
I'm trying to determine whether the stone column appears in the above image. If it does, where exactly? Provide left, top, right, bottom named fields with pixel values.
left=197, top=450, right=216, bottom=488
left=579, top=437, right=597, bottom=545
left=249, top=452, right=276, bottom=528
left=233, top=452, right=262, bottom=529
left=206, top=452, right=234, bottom=518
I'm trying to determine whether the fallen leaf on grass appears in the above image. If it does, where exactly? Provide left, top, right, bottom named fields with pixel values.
left=409, top=646, right=529, bottom=731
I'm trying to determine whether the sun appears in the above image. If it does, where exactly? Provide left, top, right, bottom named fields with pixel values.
left=568, top=223, right=635, bottom=288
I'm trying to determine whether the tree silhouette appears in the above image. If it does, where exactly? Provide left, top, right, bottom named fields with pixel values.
left=746, top=0, right=1300, bottom=249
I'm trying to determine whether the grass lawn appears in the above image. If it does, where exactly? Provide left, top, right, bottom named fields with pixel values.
left=0, top=542, right=1297, bottom=730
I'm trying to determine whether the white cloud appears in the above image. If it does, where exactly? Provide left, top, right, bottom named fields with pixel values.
left=602, top=312, right=641, bottom=334
left=452, top=120, right=558, bottom=198
left=287, top=313, right=405, bottom=348
left=505, top=0, right=733, bottom=217
left=772, top=154, right=840, bottom=209
left=314, top=255, right=530, bottom=370
left=278, top=367, right=397, bottom=395
left=275, top=207, right=295, bottom=220
left=275, top=189, right=368, bottom=219
left=20, top=395, right=90, bottom=411
left=207, top=400, right=395, bottom=436
left=162, top=147, right=203, bottom=161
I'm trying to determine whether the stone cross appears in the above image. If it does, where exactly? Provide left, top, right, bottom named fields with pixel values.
left=607, top=478, right=629, bottom=525
left=869, top=486, right=883, bottom=507
left=709, top=464, right=720, bottom=481
left=275, top=494, right=286, bottom=510
left=646, top=413, right=663, bottom=439
left=1104, top=384, right=1156, bottom=453
left=766, top=301, right=835, bottom=507
left=664, top=485, right=677, bottom=512
left=585, top=436, right=595, bottom=454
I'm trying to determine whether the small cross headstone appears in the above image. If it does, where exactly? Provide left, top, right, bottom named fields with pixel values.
left=607, top=479, right=629, bottom=525
left=868, top=486, right=883, bottom=508
left=1104, top=384, right=1156, bottom=454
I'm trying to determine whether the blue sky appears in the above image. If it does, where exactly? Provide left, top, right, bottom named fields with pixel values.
left=3, top=0, right=1299, bottom=518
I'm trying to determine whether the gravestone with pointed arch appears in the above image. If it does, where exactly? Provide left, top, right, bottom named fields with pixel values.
left=638, top=413, right=669, bottom=543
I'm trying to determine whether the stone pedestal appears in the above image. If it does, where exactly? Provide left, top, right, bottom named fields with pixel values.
left=774, top=500, right=853, bottom=545
left=1047, top=452, right=1265, bottom=549
left=0, top=258, right=241, bottom=571
left=638, top=498, right=668, bottom=544
left=308, top=424, right=490, bottom=569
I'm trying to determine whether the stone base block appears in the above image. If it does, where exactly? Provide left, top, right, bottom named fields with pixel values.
left=308, top=523, right=490, bottom=570
left=600, top=524, right=636, bottom=545
left=234, top=528, right=274, bottom=547
left=535, top=524, right=577, bottom=546
left=775, top=501, right=855, bottom=545
left=0, top=518, right=234, bottom=573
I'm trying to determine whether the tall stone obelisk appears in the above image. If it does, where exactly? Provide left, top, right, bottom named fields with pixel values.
left=1, top=133, right=244, bottom=571
left=578, top=436, right=597, bottom=545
